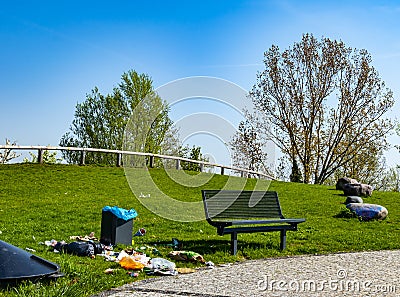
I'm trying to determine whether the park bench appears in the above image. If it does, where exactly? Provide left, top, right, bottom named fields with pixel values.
left=202, top=190, right=306, bottom=255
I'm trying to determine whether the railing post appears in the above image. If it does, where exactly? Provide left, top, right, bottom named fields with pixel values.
left=80, top=150, right=86, bottom=166
left=149, top=156, right=154, bottom=168
left=220, top=167, right=225, bottom=175
left=199, top=163, right=204, bottom=172
left=240, top=171, right=245, bottom=178
left=38, top=149, right=43, bottom=164
left=176, top=159, right=180, bottom=170
left=116, top=153, right=122, bottom=167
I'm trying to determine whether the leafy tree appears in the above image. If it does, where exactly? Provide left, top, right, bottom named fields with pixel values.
left=23, top=150, right=62, bottom=164
left=179, top=145, right=209, bottom=172
left=0, top=139, right=20, bottom=164
left=396, top=124, right=400, bottom=153
left=384, top=166, right=400, bottom=192
left=60, top=70, right=176, bottom=165
left=325, top=147, right=387, bottom=188
left=249, top=33, right=394, bottom=184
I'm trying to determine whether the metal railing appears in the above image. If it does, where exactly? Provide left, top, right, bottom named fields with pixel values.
left=0, top=145, right=275, bottom=180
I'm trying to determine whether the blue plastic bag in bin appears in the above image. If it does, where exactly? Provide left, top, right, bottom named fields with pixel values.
left=102, top=206, right=138, bottom=221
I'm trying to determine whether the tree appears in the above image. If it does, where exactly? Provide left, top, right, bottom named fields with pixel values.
left=396, top=124, right=400, bottom=153
left=325, top=147, right=388, bottom=189
left=60, top=70, right=177, bottom=165
left=23, top=150, right=62, bottom=164
left=179, top=145, right=209, bottom=172
left=230, top=119, right=271, bottom=177
left=384, top=166, right=400, bottom=192
left=0, top=139, right=20, bottom=164
left=289, top=158, right=302, bottom=183
left=249, top=33, right=394, bottom=184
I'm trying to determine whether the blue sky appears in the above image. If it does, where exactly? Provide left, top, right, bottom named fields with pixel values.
left=1, top=0, right=399, bottom=166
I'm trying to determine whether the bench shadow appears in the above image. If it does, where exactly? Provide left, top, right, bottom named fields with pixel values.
left=151, top=238, right=277, bottom=255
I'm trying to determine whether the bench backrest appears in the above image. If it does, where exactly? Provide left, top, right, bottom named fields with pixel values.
left=202, top=190, right=284, bottom=220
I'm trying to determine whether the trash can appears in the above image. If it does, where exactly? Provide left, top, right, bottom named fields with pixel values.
left=100, top=206, right=137, bottom=246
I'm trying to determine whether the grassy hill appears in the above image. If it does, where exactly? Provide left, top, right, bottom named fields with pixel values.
left=0, top=164, right=399, bottom=296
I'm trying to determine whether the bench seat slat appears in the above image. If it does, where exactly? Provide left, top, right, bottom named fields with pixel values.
left=203, top=190, right=283, bottom=220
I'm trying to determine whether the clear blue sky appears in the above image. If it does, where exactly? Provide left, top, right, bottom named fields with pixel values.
left=1, top=0, right=399, bottom=166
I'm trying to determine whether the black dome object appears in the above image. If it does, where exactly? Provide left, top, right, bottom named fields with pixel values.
left=0, top=240, right=61, bottom=282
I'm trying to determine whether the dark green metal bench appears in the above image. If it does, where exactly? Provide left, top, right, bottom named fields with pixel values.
left=202, top=190, right=305, bottom=255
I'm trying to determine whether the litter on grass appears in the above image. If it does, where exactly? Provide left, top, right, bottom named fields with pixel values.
left=168, top=251, right=205, bottom=263
left=205, top=261, right=215, bottom=268
left=154, top=238, right=181, bottom=249
left=41, top=233, right=209, bottom=279
left=134, top=228, right=146, bottom=236
left=145, top=258, right=177, bottom=276
left=117, top=250, right=150, bottom=270
left=70, top=231, right=97, bottom=242
left=45, top=233, right=105, bottom=258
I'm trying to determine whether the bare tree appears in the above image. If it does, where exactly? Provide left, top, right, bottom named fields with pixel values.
left=0, top=139, right=21, bottom=164
left=249, top=34, right=394, bottom=184
left=230, top=119, right=271, bottom=177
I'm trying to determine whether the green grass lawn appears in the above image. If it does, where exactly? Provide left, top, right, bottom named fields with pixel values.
left=0, top=164, right=399, bottom=296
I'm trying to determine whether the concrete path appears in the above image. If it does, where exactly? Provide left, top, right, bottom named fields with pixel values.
left=94, top=250, right=400, bottom=297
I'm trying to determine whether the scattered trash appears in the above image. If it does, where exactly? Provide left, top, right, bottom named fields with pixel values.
left=205, top=261, right=215, bottom=269
left=117, top=250, right=149, bottom=270
left=44, top=239, right=58, bottom=247
left=152, top=247, right=161, bottom=256
left=51, top=240, right=104, bottom=258
left=145, top=258, right=177, bottom=276
left=25, top=247, right=36, bottom=252
left=104, top=268, right=115, bottom=274
left=168, top=251, right=205, bottom=263
left=218, top=263, right=232, bottom=267
left=70, top=232, right=97, bottom=242
left=138, top=245, right=161, bottom=256
left=134, top=228, right=146, bottom=236
left=171, top=238, right=180, bottom=249
left=127, top=272, right=139, bottom=277
left=156, top=238, right=181, bottom=249
left=101, top=250, right=120, bottom=262
left=119, top=257, right=145, bottom=270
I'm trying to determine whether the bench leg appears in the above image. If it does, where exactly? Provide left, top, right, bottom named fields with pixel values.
left=280, top=230, right=287, bottom=250
left=231, top=232, right=238, bottom=255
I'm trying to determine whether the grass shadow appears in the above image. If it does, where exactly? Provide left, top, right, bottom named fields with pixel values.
left=333, top=209, right=357, bottom=219
left=332, top=193, right=346, bottom=197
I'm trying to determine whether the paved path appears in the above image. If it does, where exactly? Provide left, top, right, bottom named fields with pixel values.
left=94, top=250, right=400, bottom=297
